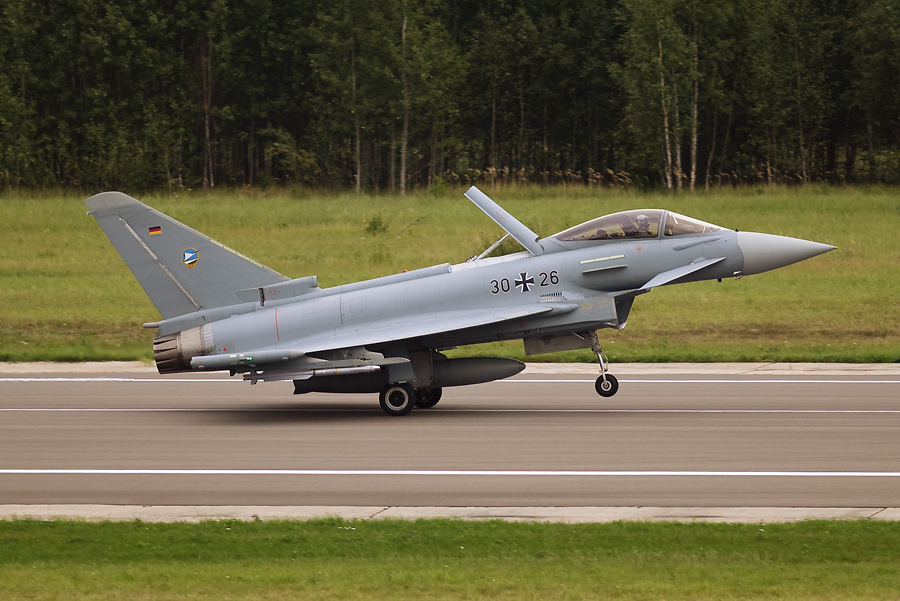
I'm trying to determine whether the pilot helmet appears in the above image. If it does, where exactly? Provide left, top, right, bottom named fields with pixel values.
left=636, top=214, right=650, bottom=229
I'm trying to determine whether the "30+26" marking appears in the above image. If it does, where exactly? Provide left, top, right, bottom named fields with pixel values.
left=490, top=271, right=558, bottom=294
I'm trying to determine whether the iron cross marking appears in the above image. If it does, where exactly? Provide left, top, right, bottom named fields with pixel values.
left=515, top=272, right=534, bottom=292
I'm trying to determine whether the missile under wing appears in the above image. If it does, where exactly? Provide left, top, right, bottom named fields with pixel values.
left=85, top=187, right=833, bottom=415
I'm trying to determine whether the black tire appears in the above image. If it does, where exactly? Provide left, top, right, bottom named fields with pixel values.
left=595, top=374, right=619, bottom=397
left=379, top=382, right=417, bottom=416
left=414, top=387, right=443, bottom=409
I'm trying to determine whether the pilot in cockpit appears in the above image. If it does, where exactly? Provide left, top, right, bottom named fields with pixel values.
left=635, top=213, right=653, bottom=237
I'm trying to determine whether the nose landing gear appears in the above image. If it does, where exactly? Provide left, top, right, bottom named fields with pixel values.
left=587, top=331, right=619, bottom=397
left=595, top=372, right=619, bottom=397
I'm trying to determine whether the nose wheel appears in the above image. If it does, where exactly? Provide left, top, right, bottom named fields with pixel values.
left=587, top=331, right=619, bottom=397
left=595, top=373, right=619, bottom=397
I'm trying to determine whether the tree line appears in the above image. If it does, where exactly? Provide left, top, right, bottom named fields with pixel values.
left=1, top=0, right=898, bottom=192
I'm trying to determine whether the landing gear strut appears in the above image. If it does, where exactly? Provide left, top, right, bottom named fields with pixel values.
left=587, top=331, right=619, bottom=397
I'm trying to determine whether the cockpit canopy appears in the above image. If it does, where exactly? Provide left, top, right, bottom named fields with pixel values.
left=550, top=209, right=723, bottom=243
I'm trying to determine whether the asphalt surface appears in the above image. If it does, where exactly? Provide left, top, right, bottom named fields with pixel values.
left=1, top=362, right=899, bottom=521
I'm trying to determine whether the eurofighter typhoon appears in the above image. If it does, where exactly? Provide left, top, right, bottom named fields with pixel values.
left=85, top=187, right=833, bottom=415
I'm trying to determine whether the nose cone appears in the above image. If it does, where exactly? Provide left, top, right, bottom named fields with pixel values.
left=737, top=231, right=834, bottom=276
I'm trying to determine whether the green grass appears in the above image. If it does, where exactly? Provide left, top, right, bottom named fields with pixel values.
left=2, top=518, right=899, bottom=600
left=1, top=185, right=898, bottom=362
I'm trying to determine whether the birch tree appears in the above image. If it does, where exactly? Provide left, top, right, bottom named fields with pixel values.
left=616, top=0, right=691, bottom=189
left=745, top=0, right=830, bottom=182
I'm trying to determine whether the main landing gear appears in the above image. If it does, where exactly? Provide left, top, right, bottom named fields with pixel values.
left=587, top=331, right=619, bottom=397
left=378, top=383, right=444, bottom=416
left=414, top=387, right=443, bottom=409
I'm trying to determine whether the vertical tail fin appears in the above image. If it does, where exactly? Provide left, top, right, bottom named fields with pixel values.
left=85, top=192, right=288, bottom=319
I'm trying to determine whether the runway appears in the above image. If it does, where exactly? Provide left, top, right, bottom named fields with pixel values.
left=1, top=362, right=899, bottom=519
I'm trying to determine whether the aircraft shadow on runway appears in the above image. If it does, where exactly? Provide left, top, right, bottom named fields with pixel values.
left=181, top=402, right=596, bottom=425
left=187, top=403, right=474, bottom=425
left=189, top=404, right=381, bottom=425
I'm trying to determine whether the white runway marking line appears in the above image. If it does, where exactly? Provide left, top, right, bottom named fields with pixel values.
left=455, top=408, right=900, bottom=414
left=1, top=468, right=900, bottom=477
left=2, top=408, right=900, bottom=415
left=2, top=377, right=899, bottom=384
left=0, top=378, right=236, bottom=383
left=509, top=378, right=900, bottom=384
left=0, top=377, right=900, bottom=384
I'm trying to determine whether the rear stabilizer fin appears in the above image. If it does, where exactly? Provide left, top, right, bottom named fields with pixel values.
left=86, top=192, right=288, bottom=319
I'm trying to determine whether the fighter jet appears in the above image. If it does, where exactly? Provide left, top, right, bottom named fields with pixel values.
left=85, top=187, right=833, bottom=415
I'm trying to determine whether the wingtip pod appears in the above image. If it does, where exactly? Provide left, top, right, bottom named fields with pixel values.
left=737, top=231, right=835, bottom=276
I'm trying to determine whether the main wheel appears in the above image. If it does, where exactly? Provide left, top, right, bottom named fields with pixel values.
left=415, top=387, right=443, bottom=409
left=595, top=374, right=619, bottom=397
left=379, top=382, right=417, bottom=416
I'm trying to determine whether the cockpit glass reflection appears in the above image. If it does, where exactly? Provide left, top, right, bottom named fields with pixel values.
left=553, top=209, right=663, bottom=242
left=663, top=212, right=723, bottom=236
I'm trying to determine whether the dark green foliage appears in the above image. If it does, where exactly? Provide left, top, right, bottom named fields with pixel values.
left=364, top=213, right=389, bottom=235
left=0, top=0, right=897, bottom=191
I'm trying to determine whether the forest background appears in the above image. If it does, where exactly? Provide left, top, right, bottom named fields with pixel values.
left=2, top=0, right=899, bottom=193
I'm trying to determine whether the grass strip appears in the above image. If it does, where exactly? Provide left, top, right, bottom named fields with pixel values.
left=1, top=518, right=899, bottom=600
left=1, top=185, right=898, bottom=362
